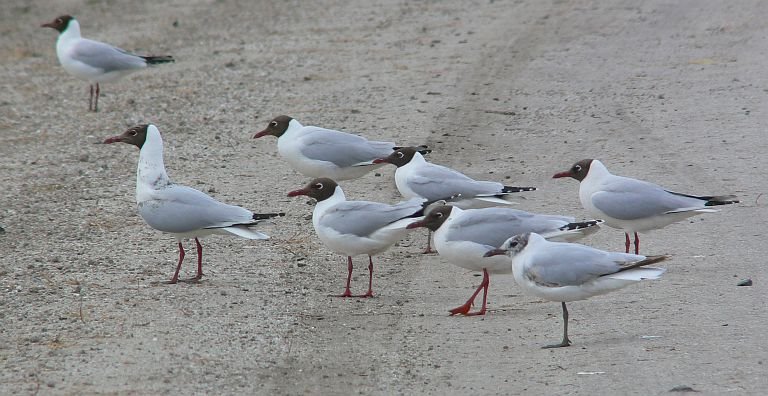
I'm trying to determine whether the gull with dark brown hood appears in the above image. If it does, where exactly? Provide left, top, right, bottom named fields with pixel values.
left=406, top=205, right=603, bottom=316
left=288, top=178, right=426, bottom=297
left=103, top=124, right=282, bottom=284
left=554, top=159, right=738, bottom=254
left=254, top=115, right=428, bottom=181
left=374, top=146, right=537, bottom=252
left=42, top=15, right=174, bottom=111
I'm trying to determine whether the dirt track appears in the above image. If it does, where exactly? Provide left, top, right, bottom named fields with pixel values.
left=2, top=0, right=767, bottom=394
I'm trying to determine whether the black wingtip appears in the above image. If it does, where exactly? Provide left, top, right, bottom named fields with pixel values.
left=501, top=186, right=537, bottom=193
left=253, top=212, right=286, bottom=220
left=704, top=195, right=739, bottom=206
left=143, top=55, right=175, bottom=64
left=559, top=219, right=604, bottom=231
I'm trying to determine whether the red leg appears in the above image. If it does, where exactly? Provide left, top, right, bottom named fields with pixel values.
left=422, top=230, right=436, bottom=254
left=180, top=238, right=204, bottom=282
left=331, top=256, right=354, bottom=297
left=449, top=269, right=490, bottom=316
left=94, top=83, right=100, bottom=112
left=88, top=84, right=94, bottom=111
left=166, top=242, right=185, bottom=284
left=624, top=233, right=631, bottom=253
left=355, top=256, right=375, bottom=298
left=634, top=232, right=640, bottom=254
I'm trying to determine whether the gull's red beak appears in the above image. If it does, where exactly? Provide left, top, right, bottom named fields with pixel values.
left=406, top=219, right=426, bottom=230
left=552, top=171, right=571, bottom=179
left=103, top=135, right=123, bottom=144
left=483, top=249, right=506, bottom=258
left=287, top=188, right=309, bottom=197
left=253, top=129, right=270, bottom=139
left=372, top=158, right=388, bottom=164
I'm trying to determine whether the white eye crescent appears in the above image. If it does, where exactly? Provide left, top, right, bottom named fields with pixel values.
left=396, top=152, right=404, bottom=158
left=314, top=183, right=323, bottom=189
left=129, top=129, right=137, bottom=136
left=574, top=164, right=582, bottom=172
left=270, top=121, right=278, bottom=127
left=435, top=212, right=443, bottom=218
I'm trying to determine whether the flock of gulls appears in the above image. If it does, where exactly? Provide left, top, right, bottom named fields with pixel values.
left=43, top=15, right=739, bottom=348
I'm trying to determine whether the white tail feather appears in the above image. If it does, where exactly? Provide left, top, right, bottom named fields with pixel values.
left=607, top=267, right=666, bottom=281
left=222, top=226, right=270, bottom=240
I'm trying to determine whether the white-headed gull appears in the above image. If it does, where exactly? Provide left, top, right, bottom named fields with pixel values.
left=104, top=124, right=283, bottom=284
left=374, top=146, right=536, bottom=253
left=485, top=232, right=667, bottom=348
left=406, top=205, right=602, bottom=316
left=287, top=178, right=426, bottom=297
left=553, top=159, right=738, bottom=254
left=42, top=15, right=174, bottom=111
left=254, top=115, right=429, bottom=181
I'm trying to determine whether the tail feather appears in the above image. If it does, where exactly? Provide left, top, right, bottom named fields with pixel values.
left=142, top=55, right=175, bottom=65
left=221, top=226, right=270, bottom=240
left=607, top=267, right=666, bottom=281
left=667, top=191, right=739, bottom=206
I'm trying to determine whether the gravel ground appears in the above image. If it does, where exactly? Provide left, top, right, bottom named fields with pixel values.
left=1, top=0, right=767, bottom=394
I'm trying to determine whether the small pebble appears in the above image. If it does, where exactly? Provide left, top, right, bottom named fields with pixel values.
left=737, top=278, right=753, bottom=286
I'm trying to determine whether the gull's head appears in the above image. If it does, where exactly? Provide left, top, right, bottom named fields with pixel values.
left=373, top=147, right=418, bottom=167
left=287, top=177, right=338, bottom=202
left=103, top=124, right=151, bottom=149
left=406, top=204, right=452, bottom=231
left=484, top=233, right=531, bottom=258
left=553, top=159, right=593, bottom=182
left=254, top=115, right=293, bottom=139
left=41, top=15, right=74, bottom=33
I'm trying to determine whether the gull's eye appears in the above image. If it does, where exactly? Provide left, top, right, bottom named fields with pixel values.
left=573, top=164, right=582, bottom=172
left=57, top=18, right=63, bottom=23
left=396, top=152, right=404, bottom=158
left=435, top=212, right=443, bottom=218
left=129, top=129, right=137, bottom=136
left=270, top=121, right=278, bottom=127
left=314, top=183, right=323, bottom=190
left=510, top=241, right=518, bottom=248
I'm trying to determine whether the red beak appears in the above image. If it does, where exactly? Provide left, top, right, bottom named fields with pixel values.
left=372, top=158, right=388, bottom=164
left=483, top=249, right=506, bottom=258
left=287, top=188, right=309, bottom=197
left=552, top=171, right=572, bottom=179
left=406, top=219, right=426, bottom=230
left=253, top=129, right=270, bottom=139
left=103, top=135, right=123, bottom=144
left=41, top=22, right=54, bottom=28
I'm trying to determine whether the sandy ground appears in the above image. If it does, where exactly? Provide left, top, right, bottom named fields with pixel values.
left=2, top=0, right=767, bottom=394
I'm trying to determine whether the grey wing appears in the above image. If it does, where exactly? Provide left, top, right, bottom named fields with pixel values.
left=298, top=127, right=395, bottom=167
left=139, top=185, right=254, bottom=233
left=527, top=244, right=642, bottom=286
left=320, top=199, right=422, bottom=237
left=71, top=39, right=146, bottom=71
left=592, top=177, right=705, bottom=220
left=447, top=208, right=573, bottom=248
left=407, top=164, right=503, bottom=200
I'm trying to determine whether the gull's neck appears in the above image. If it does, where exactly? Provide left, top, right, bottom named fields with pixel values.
left=283, top=119, right=304, bottom=138
left=584, top=160, right=611, bottom=182
left=409, top=152, right=428, bottom=166
left=59, top=19, right=82, bottom=43
left=312, top=186, right=346, bottom=229
left=136, top=126, right=171, bottom=203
